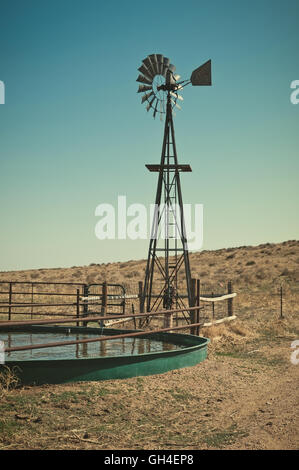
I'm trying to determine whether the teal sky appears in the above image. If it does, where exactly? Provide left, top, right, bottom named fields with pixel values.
left=0, top=0, right=298, bottom=271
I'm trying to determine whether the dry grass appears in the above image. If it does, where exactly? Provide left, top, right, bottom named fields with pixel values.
left=0, top=366, right=20, bottom=398
left=0, top=240, right=298, bottom=290
left=0, top=240, right=298, bottom=450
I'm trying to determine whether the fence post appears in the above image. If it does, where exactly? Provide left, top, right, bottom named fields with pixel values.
left=212, top=292, right=215, bottom=319
left=121, top=285, right=126, bottom=315
left=82, top=284, right=89, bottom=327
left=196, top=279, right=200, bottom=336
left=138, top=281, right=143, bottom=328
left=280, top=286, right=284, bottom=319
left=163, top=309, right=173, bottom=330
left=8, top=282, right=12, bottom=321
left=190, top=278, right=196, bottom=334
left=227, top=281, right=233, bottom=316
left=76, top=289, right=80, bottom=327
left=132, top=303, right=137, bottom=329
left=100, top=282, right=107, bottom=327
left=138, top=281, right=143, bottom=311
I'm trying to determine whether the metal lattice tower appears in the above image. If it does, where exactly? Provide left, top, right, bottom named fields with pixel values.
left=136, top=54, right=212, bottom=315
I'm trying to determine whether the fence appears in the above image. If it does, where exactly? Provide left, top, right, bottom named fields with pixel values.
left=200, top=281, right=298, bottom=323
left=0, top=281, right=126, bottom=322
left=1, top=274, right=297, bottom=358
left=231, top=283, right=299, bottom=322
left=1, top=278, right=294, bottom=326
left=0, top=277, right=237, bottom=339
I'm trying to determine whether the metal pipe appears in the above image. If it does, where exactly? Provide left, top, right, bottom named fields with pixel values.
left=3, top=320, right=206, bottom=353
left=0, top=305, right=204, bottom=328
left=0, top=281, right=86, bottom=286
left=0, top=312, right=76, bottom=317
left=0, top=303, right=85, bottom=308
left=0, top=292, right=80, bottom=297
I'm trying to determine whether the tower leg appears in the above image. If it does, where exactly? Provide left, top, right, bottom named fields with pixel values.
left=142, top=94, right=193, bottom=317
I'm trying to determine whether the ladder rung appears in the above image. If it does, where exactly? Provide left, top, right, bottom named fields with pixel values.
left=155, top=248, right=184, bottom=251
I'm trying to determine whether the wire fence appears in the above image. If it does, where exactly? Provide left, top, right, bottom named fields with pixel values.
left=0, top=279, right=297, bottom=326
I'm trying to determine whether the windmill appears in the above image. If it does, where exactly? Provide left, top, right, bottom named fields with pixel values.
left=137, top=54, right=212, bottom=317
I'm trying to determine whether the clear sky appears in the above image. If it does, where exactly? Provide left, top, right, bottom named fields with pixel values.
left=0, top=0, right=298, bottom=271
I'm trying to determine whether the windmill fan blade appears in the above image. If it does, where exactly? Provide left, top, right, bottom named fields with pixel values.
left=190, top=59, right=212, bottom=86
left=159, top=99, right=164, bottom=121
left=162, top=57, right=170, bottom=77
left=138, top=64, right=153, bottom=80
left=156, top=54, right=164, bottom=75
left=171, top=99, right=181, bottom=110
left=141, top=91, right=154, bottom=104
left=143, top=57, right=155, bottom=77
left=149, top=54, right=159, bottom=75
left=167, top=70, right=176, bottom=86
left=152, top=100, right=159, bottom=118
left=137, top=84, right=152, bottom=93
left=136, top=74, right=152, bottom=85
left=170, top=91, right=183, bottom=101
left=147, top=96, right=156, bottom=111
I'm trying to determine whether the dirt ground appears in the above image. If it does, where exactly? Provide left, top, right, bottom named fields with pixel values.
left=0, top=240, right=298, bottom=450
left=0, top=315, right=298, bottom=450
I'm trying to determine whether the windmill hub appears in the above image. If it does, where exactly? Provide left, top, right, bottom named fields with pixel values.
left=156, top=82, right=178, bottom=92
left=151, top=74, right=165, bottom=91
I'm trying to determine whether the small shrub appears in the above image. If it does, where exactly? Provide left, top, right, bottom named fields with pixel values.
left=126, top=270, right=139, bottom=279
left=86, top=274, right=97, bottom=284
left=72, top=270, right=82, bottom=278
left=240, top=273, right=250, bottom=282
left=256, top=269, right=266, bottom=280
left=246, top=260, right=255, bottom=266
left=0, top=366, right=20, bottom=397
left=30, top=272, right=40, bottom=279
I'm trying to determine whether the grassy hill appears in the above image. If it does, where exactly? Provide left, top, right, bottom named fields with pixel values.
left=1, top=240, right=298, bottom=291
